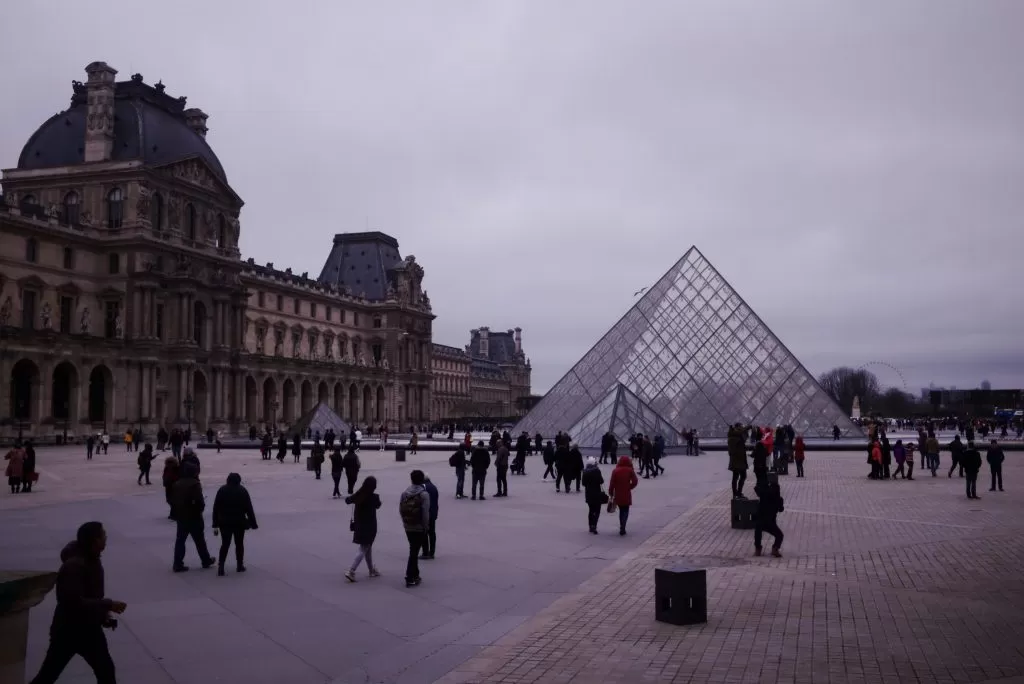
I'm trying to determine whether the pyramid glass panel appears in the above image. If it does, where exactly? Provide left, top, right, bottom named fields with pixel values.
left=515, top=247, right=861, bottom=447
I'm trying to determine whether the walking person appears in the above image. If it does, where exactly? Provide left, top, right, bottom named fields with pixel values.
left=345, top=476, right=381, bottom=581
left=794, top=435, right=805, bottom=477
left=753, top=479, right=785, bottom=557
left=311, top=443, right=325, bottom=480
left=470, top=440, right=490, bottom=500
left=925, top=432, right=940, bottom=476
left=987, top=439, right=1005, bottom=492
left=607, top=456, right=638, bottom=536
left=892, top=440, right=906, bottom=479
left=101, top=431, right=110, bottom=454
left=161, top=457, right=179, bottom=519
left=727, top=424, right=749, bottom=497
left=581, top=457, right=606, bottom=534
left=137, top=443, right=155, bottom=485
left=5, top=441, right=25, bottom=494
left=86, top=434, right=96, bottom=460
left=28, top=522, right=125, bottom=684
left=751, top=440, right=769, bottom=488
left=124, top=430, right=133, bottom=452
left=170, top=462, right=215, bottom=572
left=421, top=474, right=439, bottom=559
left=449, top=445, right=467, bottom=499
left=542, top=441, right=556, bottom=481
left=330, top=447, right=344, bottom=498
left=212, top=473, right=258, bottom=576
left=962, top=441, right=982, bottom=500
left=342, top=446, right=361, bottom=495
left=881, top=437, right=892, bottom=480
left=555, top=442, right=572, bottom=493
left=905, top=443, right=916, bottom=480
left=399, top=470, right=431, bottom=587
left=569, top=443, right=585, bottom=492
left=409, top=431, right=419, bottom=455
left=494, top=441, right=509, bottom=497
left=22, top=440, right=37, bottom=492
left=948, top=434, right=965, bottom=478
left=292, top=432, right=302, bottom=464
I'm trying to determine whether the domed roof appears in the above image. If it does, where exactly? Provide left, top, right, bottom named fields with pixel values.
left=18, top=74, right=227, bottom=182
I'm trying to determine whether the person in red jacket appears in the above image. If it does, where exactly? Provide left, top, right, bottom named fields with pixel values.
left=793, top=436, right=806, bottom=478
left=607, top=456, right=639, bottom=536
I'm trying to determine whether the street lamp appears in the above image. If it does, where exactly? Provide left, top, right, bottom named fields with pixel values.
left=62, top=401, right=69, bottom=446
left=270, top=398, right=280, bottom=437
left=183, top=394, right=195, bottom=437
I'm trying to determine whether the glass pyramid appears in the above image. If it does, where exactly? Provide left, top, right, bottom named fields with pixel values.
left=516, top=246, right=860, bottom=447
left=290, top=401, right=351, bottom=440
left=568, top=383, right=684, bottom=448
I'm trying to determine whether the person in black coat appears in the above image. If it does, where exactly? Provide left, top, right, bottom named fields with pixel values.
left=753, top=480, right=784, bottom=557
left=292, top=433, right=302, bottom=463
left=170, top=462, right=214, bottom=572
left=22, top=440, right=37, bottom=492
left=276, top=434, right=287, bottom=462
left=449, top=446, right=467, bottom=499
left=581, top=457, right=605, bottom=534
left=28, top=522, right=126, bottom=684
left=341, top=447, right=361, bottom=494
left=961, top=441, right=983, bottom=500
left=329, top=447, right=344, bottom=498
left=212, top=473, right=259, bottom=575
left=542, top=441, right=556, bottom=481
left=137, top=443, right=155, bottom=486
left=569, top=444, right=585, bottom=492
left=344, top=476, right=381, bottom=582
left=751, top=442, right=769, bottom=487
left=555, top=444, right=572, bottom=493
left=987, top=439, right=1005, bottom=492
left=470, top=441, right=491, bottom=500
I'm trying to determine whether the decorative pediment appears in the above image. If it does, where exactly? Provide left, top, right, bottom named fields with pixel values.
left=16, top=274, right=47, bottom=290
left=97, top=286, right=124, bottom=300
left=56, top=281, right=82, bottom=295
left=154, top=156, right=243, bottom=206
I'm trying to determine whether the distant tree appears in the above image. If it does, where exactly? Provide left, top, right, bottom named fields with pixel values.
left=817, top=367, right=881, bottom=415
left=981, top=379, right=992, bottom=391
left=874, top=388, right=918, bottom=417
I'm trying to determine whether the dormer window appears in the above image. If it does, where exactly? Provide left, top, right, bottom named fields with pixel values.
left=186, top=204, right=197, bottom=241
left=106, top=188, right=123, bottom=229
left=62, top=192, right=80, bottom=226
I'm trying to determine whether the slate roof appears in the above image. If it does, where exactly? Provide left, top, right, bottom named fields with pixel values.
left=317, top=232, right=404, bottom=302
left=18, top=76, right=227, bottom=181
left=469, top=329, right=518, bottom=364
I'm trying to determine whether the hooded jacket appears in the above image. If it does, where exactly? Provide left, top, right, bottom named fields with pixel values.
left=470, top=446, right=491, bottom=473
left=170, top=464, right=204, bottom=522
left=212, top=473, right=258, bottom=530
left=50, top=541, right=113, bottom=633
left=608, top=456, right=638, bottom=507
left=727, top=427, right=747, bottom=471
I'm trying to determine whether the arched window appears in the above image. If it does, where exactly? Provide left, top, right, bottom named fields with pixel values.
left=216, top=214, right=227, bottom=248
left=62, top=192, right=80, bottom=226
left=151, top=193, right=163, bottom=232
left=106, top=188, right=123, bottom=229
left=20, top=194, right=37, bottom=213
left=186, top=204, right=197, bottom=242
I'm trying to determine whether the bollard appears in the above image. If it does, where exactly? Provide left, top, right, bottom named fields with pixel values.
left=0, top=571, right=57, bottom=684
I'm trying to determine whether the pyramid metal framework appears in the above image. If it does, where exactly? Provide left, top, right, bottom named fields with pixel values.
left=515, top=247, right=860, bottom=447
left=569, top=383, right=685, bottom=448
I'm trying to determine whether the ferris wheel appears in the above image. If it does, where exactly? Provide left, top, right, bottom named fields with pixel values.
left=858, top=361, right=909, bottom=393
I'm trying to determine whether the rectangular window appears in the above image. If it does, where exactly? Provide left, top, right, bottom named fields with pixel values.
left=59, top=296, right=73, bottom=334
left=353, top=312, right=359, bottom=326
left=63, top=247, right=74, bottom=270
left=21, top=290, right=37, bottom=329
left=108, top=253, right=119, bottom=274
left=155, top=304, right=164, bottom=340
left=372, top=343, right=383, bottom=364
left=26, top=238, right=38, bottom=263
left=339, top=309, right=345, bottom=324
left=373, top=317, right=382, bottom=329
left=293, top=299, right=300, bottom=314
left=276, top=294, right=283, bottom=312
left=257, top=292, right=265, bottom=308
left=325, top=306, right=332, bottom=322
left=310, top=302, right=317, bottom=319
left=104, top=301, right=120, bottom=339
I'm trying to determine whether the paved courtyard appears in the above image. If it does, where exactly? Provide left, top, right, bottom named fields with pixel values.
left=2, top=443, right=724, bottom=684
left=438, top=453, right=1024, bottom=684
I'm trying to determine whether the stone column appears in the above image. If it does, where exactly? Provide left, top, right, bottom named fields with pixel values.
left=215, top=369, right=224, bottom=420
left=0, top=571, right=57, bottom=684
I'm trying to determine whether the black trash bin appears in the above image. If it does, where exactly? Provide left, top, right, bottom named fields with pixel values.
left=655, top=565, right=707, bottom=625
left=395, top=448, right=406, bottom=462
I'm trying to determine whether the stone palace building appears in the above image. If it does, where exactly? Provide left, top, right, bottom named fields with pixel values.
left=0, top=62, right=434, bottom=442
left=431, top=326, right=532, bottom=421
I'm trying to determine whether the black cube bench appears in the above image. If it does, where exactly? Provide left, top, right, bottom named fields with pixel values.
left=731, top=497, right=758, bottom=529
left=655, top=565, right=707, bottom=626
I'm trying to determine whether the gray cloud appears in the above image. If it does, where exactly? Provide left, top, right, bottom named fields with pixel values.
left=2, top=0, right=1021, bottom=393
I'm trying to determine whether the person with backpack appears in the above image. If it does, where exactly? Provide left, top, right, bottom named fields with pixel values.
left=399, top=470, right=431, bottom=587
left=753, top=479, right=785, bottom=557
left=449, top=445, right=467, bottom=499
left=341, top=446, right=361, bottom=495
left=211, top=473, right=259, bottom=576
left=137, top=443, right=155, bottom=485
left=345, top=476, right=381, bottom=582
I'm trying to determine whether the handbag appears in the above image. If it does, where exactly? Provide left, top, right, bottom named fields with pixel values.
left=599, top=490, right=609, bottom=505
left=607, top=500, right=617, bottom=514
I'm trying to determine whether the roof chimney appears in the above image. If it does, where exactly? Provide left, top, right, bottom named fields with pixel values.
left=83, top=61, right=117, bottom=162
left=514, top=327, right=522, bottom=355
left=479, top=327, right=489, bottom=359
left=184, top=108, right=209, bottom=137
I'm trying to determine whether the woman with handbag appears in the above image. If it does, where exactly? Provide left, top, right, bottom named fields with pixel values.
left=345, top=476, right=381, bottom=582
left=581, top=457, right=606, bottom=534
left=211, top=473, right=259, bottom=576
left=607, top=456, right=639, bottom=536
left=5, top=442, right=25, bottom=494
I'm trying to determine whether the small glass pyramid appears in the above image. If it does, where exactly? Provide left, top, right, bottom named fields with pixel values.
left=568, top=383, right=684, bottom=448
left=516, top=247, right=860, bottom=447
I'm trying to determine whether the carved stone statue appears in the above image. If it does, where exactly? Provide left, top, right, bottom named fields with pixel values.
left=80, top=306, right=90, bottom=334
left=324, top=340, right=333, bottom=359
left=79, top=210, right=94, bottom=227
left=382, top=358, right=390, bottom=371
left=256, top=327, right=266, bottom=353
left=357, top=355, right=367, bottom=367
left=47, top=203, right=60, bottom=220
left=136, top=190, right=151, bottom=219
left=40, top=302, right=52, bottom=330
left=0, top=297, right=11, bottom=327
left=274, top=330, right=284, bottom=356
left=114, top=313, right=123, bottom=338
left=292, top=333, right=301, bottom=358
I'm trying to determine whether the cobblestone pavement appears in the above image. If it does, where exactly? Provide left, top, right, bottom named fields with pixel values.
left=437, top=454, right=1024, bottom=684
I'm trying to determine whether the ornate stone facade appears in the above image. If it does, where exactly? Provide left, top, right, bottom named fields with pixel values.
left=0, top=63, right=433, bottom=442
left=431, top=327, right=532, bottom=420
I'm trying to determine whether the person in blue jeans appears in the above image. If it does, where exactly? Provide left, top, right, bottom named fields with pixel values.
left=607, top=456, right=638, bottom=536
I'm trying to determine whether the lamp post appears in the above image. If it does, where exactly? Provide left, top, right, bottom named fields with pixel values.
left=270, top=398, right=279, bottom=437
left=183, top=394, right=195, bottom=437
left=62, top=400, right=69, bottom=446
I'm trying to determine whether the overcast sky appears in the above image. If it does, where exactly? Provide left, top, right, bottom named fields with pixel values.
left=2, top=1, right=1022, bottom=394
